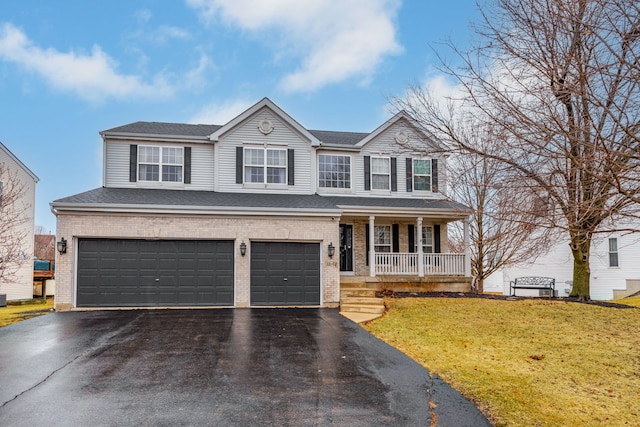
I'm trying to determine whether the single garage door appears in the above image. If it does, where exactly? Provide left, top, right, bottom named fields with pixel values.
left=250, top=242, right=320, bottom=306
left=77, top=239, right=234, bottom=307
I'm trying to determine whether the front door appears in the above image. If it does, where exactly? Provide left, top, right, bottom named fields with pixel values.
left=339, top=224, right=353, bottom=272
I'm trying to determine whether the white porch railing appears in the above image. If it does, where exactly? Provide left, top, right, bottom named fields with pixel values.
left=374, top=252, right=466, bottom=276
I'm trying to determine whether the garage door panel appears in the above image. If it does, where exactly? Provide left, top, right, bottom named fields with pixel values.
left=250, top=242, right=320, bottom=306
left=77, top=239, right=234, bottom=307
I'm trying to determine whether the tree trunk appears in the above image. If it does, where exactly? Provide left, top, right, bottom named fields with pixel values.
left=569, top=236, right=591, bottom=300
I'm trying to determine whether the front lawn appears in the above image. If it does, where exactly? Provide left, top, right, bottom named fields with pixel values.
left=365, top=298, right=640, bottom=427
left=0, top=297, right=54, bottom=327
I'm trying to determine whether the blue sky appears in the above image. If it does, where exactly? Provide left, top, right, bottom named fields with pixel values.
left=0, top=0, right=480, bottom=233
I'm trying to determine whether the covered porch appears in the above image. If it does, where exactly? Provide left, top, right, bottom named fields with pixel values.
left=337, top=212, right=472, bottom=291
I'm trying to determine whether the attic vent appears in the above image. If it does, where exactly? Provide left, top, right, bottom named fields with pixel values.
left=258, top=119, right=274, bottom=135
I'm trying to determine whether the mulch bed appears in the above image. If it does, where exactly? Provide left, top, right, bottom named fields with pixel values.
left=376, top=291, right=638, bottom=309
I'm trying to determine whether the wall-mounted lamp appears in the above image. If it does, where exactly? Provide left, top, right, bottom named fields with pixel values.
left=57, top=238, right=67, bottom=255
left=328, top=242, right=335, bottom=258
left=240, top=241, right=247, bottom=257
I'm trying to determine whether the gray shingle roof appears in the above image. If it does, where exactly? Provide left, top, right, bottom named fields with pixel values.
left=52, top=187, right=469, bottom=214
left=308, top=130, right=369, bottom=146
left=101, top=122, right=368, bottom=146
left=102, top=122, right=222, bottom=137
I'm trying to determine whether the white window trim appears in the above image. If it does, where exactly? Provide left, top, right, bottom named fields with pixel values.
left=413, top=158, right=432, bottom=192
left=318, top=154, right=352, bottom=190
left=371, top=156, right=391, bottom=191
left=243, top=146, right=288, bottom=186
left=415, top=225, right=434, bottom=253
left=374, top=225, right=392, bottom=253
left=608, top=237, right=619, bottom=268
left=138, top=145, right=184, bottom=183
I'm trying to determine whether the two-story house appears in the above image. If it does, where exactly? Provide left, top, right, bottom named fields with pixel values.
left=0, top=141, right=38, bottom=303
left=51, top=98, right=471, bottom=311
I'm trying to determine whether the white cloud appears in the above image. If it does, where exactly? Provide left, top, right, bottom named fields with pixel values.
left=188, top=98, right=254, bottom=124
left=0, top=22, right=174, bottom=103
left=186, top=0, right=402, bottom=92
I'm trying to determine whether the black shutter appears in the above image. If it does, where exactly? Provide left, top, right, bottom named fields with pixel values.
left=365, top=224, right=370, bottom=265
left=434, top=224, right=441, bottom=253
left=184, top=147, right=191, bottom=184
left=406, top=158, right=413, bottom=192
left=408, top=224, right=415, bottom=253
left=391, top=157, right=397, bottom=192
left=236, top=147, right=243, bottom=184
left=364, top=156, right=370, bottom=191
left=392, top=224, right=399, bottom=252
left=288, top=149, right=295, bottom=186
left=432, top=159, right=438, bottom=192
left=129, top=145, right=137, bottom=182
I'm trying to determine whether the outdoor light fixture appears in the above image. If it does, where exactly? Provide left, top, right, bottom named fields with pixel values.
left=57, top=238, right=67, bottom=255
left=328, top=242, right=335, bottom=258
left=240, top=241, right=247, bottom=257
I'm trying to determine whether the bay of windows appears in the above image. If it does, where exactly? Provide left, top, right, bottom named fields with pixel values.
left=319, top=154, right=351, bottom=188
left=138, top=146, right=183, bottom=182
left=244, top=147, right=287, bottom=184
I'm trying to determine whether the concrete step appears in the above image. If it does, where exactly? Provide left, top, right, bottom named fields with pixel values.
left=340, top=287, right=377, bottom=297
left=339, top=304, right=386, bottom=314
left=341, top=296, right=384, bottom=305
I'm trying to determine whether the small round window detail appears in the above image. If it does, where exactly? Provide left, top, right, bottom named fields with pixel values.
left=258, top=119, right=274, bottom=135
left=395, top=131, right=409, bottom=144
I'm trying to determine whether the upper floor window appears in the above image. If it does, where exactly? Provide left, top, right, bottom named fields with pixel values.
left=244, top=147, right=287, bottom=184
left=413, top=159, right=432, bottom=191
left=609, top=238, right=619, bottom=267
left=319, top=155, right=351, bottom=188
left=371, top=157, right=390, bottom=190
left=138, top=146, right=183, bottom=182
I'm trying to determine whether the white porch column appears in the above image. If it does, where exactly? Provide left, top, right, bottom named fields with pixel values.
left=464, top=217, right=472, bottom=277
left=417, top=217, right=424, bottom=277
left=369, top=216, right=375, bottom=277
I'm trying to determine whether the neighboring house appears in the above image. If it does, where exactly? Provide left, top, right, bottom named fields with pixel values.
left=51, top=98, right=471, bottom=311
left=484, top=229, right=640, bottom=300
left=0, top=141, right=39, bottom=301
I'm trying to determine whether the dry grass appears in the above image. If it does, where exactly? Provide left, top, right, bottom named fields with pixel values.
left=365, top=298, right=640, bottom=427
left=0, top=297, right=54, bottom=327
left=618, top=295, right=640, bottom=307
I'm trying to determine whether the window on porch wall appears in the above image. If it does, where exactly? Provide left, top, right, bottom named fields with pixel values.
left=374, top=225, right=391, bottom=252
left=419, top=226, right=434, bottom=253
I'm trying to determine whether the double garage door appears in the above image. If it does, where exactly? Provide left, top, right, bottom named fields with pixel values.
left=77, top=239, right=320, bottom=307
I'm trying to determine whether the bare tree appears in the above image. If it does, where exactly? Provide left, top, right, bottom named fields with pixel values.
left=34, top=226, right=55, bottom=260
left=446, top=126, right=555, bottom=293
left=394, top=0, right=640, bottom=299
left=0, top=162, right=29, bottom=287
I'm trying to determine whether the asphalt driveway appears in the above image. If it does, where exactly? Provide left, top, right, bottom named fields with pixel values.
left=0, top=309, right=490, bottom=426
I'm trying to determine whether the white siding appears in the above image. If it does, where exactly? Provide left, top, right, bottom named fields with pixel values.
left=488, top=226, right=640, bottom=300
left=216, top=108, right=314, bottom=194
left=0, top=146, right=37, bottom=301
left=104, top=140, right=215, bottom=191
left=354, top=122, right=447, bottom=198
